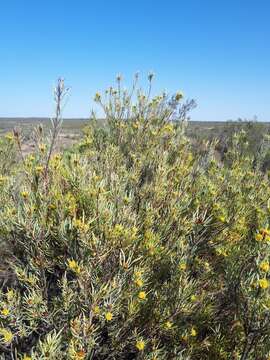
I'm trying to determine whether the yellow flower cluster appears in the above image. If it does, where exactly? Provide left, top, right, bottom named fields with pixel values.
left=255, top=228, right=270, bottom=242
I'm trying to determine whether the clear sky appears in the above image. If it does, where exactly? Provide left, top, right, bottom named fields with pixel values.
left=0, top=0, right=269, bottom=121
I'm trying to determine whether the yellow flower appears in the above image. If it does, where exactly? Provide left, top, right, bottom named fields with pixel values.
left=260, top=228, right=270, bottom=236
left=260, top=261, right=270, bottom=272
left=204, top=262, right=210, bottom=271
left=28, top=155, right=35, bottom=162
left=256, top=228, right=270, bottom=242
left=93, top=305, right=100, bottom=315
left=216, top=248, right=228, bottom=257
left=1, top=308, right=9, bottom=317
left=74, top=266, right=81, bottom=274
left=259, top=278, right=269, bottom=289
left=53, top=154, right=61, bottom=161
left=112, top=224, right=125, bottom=237
left=68, top=259, right=77, bottom=270
left=179, top=262, right=187, bottom=271
left=255, top=233, right=263, bottom=241
left=134, top=278, right=143, bottom=287
left=23, top=356, right=32, bottom=360
left=190, top=327, right=197, bottom=337
left=105, top=312, right=113, bottom=321
left=138, top=291, right=146, bottom=300
left=0, top=328, right=13, bottom=343
left=136, top=340, right=145, bottom=351
left=134, top=270, right=143, bottom=278
left=165, top=321, right=173, bottom=329
left=39, top=144, right=46, bottom=153
left=21, top=191, right=29, bottom=199
left=190, top=295, right=197, bottom=302
left=67, top=259, right=81, bottom=274
left=35, top=165, right=43, bottom=174
left=162, top=124, right=174, bottom=134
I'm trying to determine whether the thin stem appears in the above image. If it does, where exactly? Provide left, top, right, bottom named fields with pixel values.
left=44, top=78, right=69, bottom=191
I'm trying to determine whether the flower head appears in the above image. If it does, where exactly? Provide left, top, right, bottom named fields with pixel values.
left=260, top=261, right=270, bottom=272
left=67, top=259, right=81, bottom=274
left=218, top=216, right=226, bottom=223
left=39, top=144, right=46, bottom=153
left=179, top=262, right=187, bottom=271
left=259, top=278, right=269, bottom=289
left=93, top=305, right=100, bottom=315
left=255, top=233, right=263, bottom=241
left=35, top=166, right=43, bottom=174
left=136, top=340, right=145, bottom=351
left=105, top=312, right=113, bottom=321
left=134, top=270, right=143, bottom=278
left=21, top=191, right=29, bottom=199
left=1, top=308, right=9, bottom=317
left=134, top=278, right=143, bottom=287
left=138, top=291, right=147, bottom=300
left=256, top=228, right=270, bottom=242
left=165, top=321, right=173, bottom=329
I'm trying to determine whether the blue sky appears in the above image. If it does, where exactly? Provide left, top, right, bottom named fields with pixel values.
left=0, top=0, right=269, bottom=121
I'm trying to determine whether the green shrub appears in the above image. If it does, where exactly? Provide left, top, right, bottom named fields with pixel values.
left=0, top=76, right=270, bottom=359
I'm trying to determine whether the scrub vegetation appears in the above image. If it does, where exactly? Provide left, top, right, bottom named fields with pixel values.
left=1, top=75, right=270, bottom=359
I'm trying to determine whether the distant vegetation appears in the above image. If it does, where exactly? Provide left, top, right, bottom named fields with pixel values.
left=1, top=75, right=270, bottom=359
left=1, top=117, right=270, bottom=168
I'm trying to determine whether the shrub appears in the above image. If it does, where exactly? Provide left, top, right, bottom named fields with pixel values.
left=0, top=75, right=270, bottom=359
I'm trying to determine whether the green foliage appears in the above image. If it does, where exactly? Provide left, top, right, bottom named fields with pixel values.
left=1, top=76, right=270, bottom=359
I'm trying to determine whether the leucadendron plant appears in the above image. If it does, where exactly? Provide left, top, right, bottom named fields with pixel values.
left=0, top=74, right=270, bottom=359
